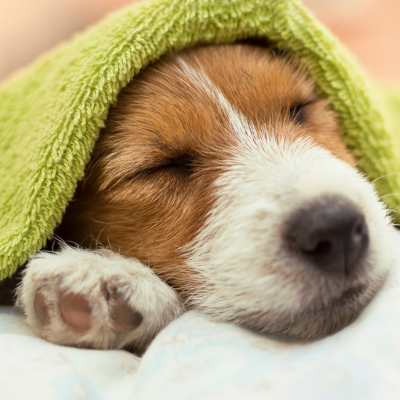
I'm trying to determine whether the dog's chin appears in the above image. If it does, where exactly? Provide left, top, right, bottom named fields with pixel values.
left=236, top=274, right=388, bottom=341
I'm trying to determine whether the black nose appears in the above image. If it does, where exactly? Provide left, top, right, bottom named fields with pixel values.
left=286, top=196, right=369, bottom=276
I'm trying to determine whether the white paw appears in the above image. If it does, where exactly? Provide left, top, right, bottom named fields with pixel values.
left=16, top=247, right=183, bottom=350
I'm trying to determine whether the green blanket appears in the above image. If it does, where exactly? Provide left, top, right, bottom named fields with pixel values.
left=1, top=0, right=399, bottom=280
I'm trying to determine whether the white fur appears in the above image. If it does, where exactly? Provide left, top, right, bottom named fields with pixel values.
left=17, top=246, right=183, bottom=350
left=184, top=135, right=395, bottom=333
left=177, top=63, right=395, bottom=332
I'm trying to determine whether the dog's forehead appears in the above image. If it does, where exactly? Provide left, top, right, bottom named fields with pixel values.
left=111, top=45, right=316, bottom=154
left=180, top=45, right=315, bottom=115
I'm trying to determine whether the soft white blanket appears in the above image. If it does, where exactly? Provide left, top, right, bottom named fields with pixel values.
left=1, top=235, right=399, bottom=399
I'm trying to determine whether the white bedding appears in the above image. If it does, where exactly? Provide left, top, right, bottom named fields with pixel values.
left=1, top=234, right=400, bottom=399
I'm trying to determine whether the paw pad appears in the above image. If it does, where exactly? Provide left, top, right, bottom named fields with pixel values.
left=59, top=292, right=92, bottom=333
left=102, top=283, right=143, bottom=333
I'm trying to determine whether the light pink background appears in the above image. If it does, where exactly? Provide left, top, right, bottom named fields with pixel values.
left=0, top=0, right=399, bottom=82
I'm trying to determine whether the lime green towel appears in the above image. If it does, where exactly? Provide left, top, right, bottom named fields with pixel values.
left=1, top=0, right=399, bottom=280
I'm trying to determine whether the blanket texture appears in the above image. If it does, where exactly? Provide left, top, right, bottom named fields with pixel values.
left=0, top=0, right=400, bottom=280
left=1, top=229, right=400, bottom=399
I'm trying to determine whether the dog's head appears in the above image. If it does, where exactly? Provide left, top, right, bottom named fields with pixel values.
left=60, top=44, right=394, bottom=339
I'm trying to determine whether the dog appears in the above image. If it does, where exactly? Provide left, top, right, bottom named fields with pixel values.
left=16, top=43, right=394, bottom=352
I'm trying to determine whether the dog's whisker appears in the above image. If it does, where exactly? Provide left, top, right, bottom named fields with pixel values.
left=371, top=172, right=400, bottom=185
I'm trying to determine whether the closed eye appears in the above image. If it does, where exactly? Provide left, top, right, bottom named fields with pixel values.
left=141, top=153, right=195, bottom=178
left=288, top=99, right=317, bottom=125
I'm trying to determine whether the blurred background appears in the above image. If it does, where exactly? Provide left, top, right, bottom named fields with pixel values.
left=0, top=0, right=399, bottom=82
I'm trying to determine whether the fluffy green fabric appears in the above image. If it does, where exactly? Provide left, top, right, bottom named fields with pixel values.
left=0, top=0, right=399, bottom=280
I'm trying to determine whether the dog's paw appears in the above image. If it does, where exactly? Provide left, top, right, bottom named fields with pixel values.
left=16, top=247, right=183, bottom=350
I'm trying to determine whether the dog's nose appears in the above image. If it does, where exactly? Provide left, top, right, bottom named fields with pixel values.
left=286, top=196, right=369, bottom=276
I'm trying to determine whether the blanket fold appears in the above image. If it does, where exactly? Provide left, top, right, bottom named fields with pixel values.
left=1, top=0, right=399, bottom=279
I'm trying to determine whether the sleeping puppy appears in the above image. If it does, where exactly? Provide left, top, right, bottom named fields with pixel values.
left=16, top=44, right=394, bottom=351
